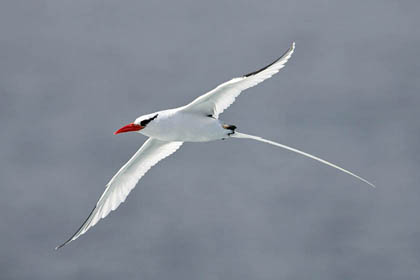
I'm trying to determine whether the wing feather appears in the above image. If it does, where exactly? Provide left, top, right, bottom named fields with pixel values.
left=56, top=138, right=183, bottom=249
left=183, top=42, right=295, bottom=118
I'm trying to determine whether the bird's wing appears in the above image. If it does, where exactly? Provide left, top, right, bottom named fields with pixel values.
left=56, top=138, right=183, bottom=249
left=182, top=42, right=295, bottom=118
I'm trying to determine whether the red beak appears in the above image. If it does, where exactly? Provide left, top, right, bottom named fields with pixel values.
left=114, top=123, right=144, bottom=135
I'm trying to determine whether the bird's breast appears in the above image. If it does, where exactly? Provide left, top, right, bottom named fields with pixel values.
left=141, top=112, right=227, bottom=142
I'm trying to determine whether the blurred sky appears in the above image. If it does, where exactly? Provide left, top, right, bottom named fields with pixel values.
left=1, top=0, right=420, bottom=279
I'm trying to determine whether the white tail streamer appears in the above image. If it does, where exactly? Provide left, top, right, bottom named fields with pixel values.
left=231, top=132, right=375, bottom=188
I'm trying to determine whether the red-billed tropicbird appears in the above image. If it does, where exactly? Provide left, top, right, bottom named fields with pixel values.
left=56, top=42, right=374, bottom=250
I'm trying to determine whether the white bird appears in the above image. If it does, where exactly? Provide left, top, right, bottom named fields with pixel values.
left=56, top=42, right=374, bottom=250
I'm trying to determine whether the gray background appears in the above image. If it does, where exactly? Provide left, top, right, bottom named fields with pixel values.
left=1, top=0, right=419, bottom=279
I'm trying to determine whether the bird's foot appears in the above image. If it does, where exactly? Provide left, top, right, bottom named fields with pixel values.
left=223, top=124, right=237, bottom=136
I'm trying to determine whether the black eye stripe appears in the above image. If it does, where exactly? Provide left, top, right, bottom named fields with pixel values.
left=140, top=114, right=158, bottom=126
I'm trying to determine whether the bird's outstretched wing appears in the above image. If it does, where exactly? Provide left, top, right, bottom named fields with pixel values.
left=56, top=138, right=183, bottom=249
left=182, top=42, right=295, bottom=118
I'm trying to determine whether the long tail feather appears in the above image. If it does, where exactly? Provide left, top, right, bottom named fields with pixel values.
left=231, top=132, right=375, bottom=188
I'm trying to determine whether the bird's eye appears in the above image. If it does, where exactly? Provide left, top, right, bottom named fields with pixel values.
left=140, top=114, right=158, bottom=126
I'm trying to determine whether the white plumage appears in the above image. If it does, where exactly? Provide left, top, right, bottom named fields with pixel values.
left=56, top=42, right=374, bottom=250
left=56, top=139, right=183, bottom=249
left=183, top=42, right=295, bottom=118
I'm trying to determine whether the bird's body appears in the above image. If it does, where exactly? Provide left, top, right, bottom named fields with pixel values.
left=139, top=109, right=230, bottom=142
left=56, top=42, right=374, bottom=250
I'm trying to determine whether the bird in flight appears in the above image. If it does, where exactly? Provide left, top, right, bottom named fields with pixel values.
left=56, top=42, right=374, bottom=250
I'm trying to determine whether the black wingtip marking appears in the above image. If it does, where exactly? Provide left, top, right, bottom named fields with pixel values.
left=243, top=43, right=294, bottom=78
left=54, top=204, right=97, bottom=250
left=243, top=57, right=281, bottom=78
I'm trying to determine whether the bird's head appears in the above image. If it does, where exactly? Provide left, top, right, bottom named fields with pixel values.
left=114, top=113, right=158, bottom=135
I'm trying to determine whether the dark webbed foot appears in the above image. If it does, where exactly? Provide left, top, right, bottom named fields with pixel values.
left=223, top=124, right=237, bottom=135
